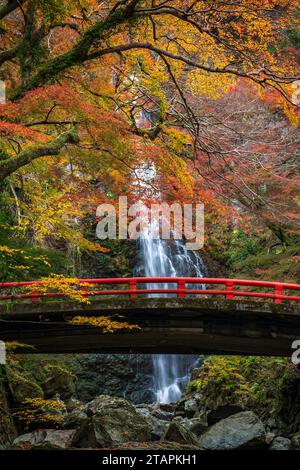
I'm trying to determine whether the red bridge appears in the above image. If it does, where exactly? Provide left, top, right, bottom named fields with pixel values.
left=0, top=277, right=300, bottom=356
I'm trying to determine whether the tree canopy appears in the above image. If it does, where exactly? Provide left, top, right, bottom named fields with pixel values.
left=0, top=0, right=299, bottom=251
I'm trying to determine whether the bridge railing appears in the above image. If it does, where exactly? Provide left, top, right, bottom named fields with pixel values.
left=0, top=277, right=300, bottom=304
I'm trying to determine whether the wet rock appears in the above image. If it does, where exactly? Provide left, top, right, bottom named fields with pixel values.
left=164, top=422, right=199, bottom=447
left=13, top=429, right=76, bottom=450
left=199, top=411, right=266, bottom=450
left=269, top=436, right=291, bottom=450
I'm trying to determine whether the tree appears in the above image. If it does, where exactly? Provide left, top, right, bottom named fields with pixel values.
left=0, top=0, right=298, bottom=248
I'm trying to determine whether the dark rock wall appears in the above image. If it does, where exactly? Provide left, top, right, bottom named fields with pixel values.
left=75, top=354, right=156, bottom=404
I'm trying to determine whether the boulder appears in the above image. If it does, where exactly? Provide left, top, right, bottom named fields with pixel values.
left=148, top=415, right=170, bottom=441
left=164, top=422, right=199, bottom=447
left=42, top=366, right=75, bottom=400
left=174, top=416, right=207, bottom=436
left=13, top=429, right=76, bottom=450
left=269, top=436, right=291, bottom=450
left=291, top=432, right=300, bottom=449
left=199, top=411, right=266, bottom=450
left=151, top=408, right=173, bottom=422
left=207, top=405, right=244, bottom=426
left=266, top=432, right=276, bottom=445
left=73, top=417, right=113, bottom=448
left=7, top=370, right=43, bottom=404
left=135, top=406, right=151, bottom=418
left=74, top=395, right=150, bottom=448
left=64, top=405, right=88, bottom=429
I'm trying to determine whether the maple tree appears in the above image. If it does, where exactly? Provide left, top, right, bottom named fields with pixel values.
left=0, top=0, right=298, bottom=249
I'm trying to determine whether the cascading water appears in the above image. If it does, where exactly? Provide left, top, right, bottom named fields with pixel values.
left=135, top=223, right=206, bottom=404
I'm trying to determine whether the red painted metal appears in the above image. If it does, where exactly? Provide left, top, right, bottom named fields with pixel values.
left=0, top=277, right=300, bottom=304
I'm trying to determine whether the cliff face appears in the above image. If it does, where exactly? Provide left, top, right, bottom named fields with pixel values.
left=75, top=354, right=156, bottom=404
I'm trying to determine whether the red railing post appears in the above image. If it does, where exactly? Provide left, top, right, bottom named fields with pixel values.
left=275, top=284, right=283, bottom=304
left=129, top=279, right=137, bottom=299
left=225, top=281, right=234, bottom=300
left=31, top=291, right=39, bottom=303
left=178, top=279, right=186, bottom=298
left=81, top=284, right=89, bottom=300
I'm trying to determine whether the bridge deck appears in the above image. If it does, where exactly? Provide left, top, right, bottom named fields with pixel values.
left=1, top=297, right=300, bottom=356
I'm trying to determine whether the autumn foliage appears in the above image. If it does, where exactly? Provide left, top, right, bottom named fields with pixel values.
left=0, top=0, right=298, bottom=256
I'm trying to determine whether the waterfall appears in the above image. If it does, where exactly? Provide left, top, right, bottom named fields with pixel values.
left=135, top=224, right=206, bottom=404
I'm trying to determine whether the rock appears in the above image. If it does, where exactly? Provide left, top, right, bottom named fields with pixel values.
left=183, top=396, right=200, bottom=417
left=74, top=395, right=150, bottom=448
left=7, top=370, right=43, bottom=404
left=175, top=392, right=202, bottom=418
left=148, top=415, right=170, bottom=440
left=174, top=417, right=207, bottom=436
left=207, top=405, right=244, bottom=426
left=135, top=406, right=151, bottom=418
left=159, top=403, right=174, bottom=413
left=266, top=432, right=276, bottom=445
left=13, top=429, right=76, bottom=450
left=73, top=417, right=113, bottom=448
left=269, top=436, right=291, bottom=450
left=291, top=432, right=300, bottom=449
left=75, top=354, right=156, bottom=404
left=265, top=417, right=278, bottom=432
left=65, top=397, right=83, bottom=412
left=199, top=411, right=266, bottom=450
left=64, top=405, right=88, bottom=429
left=42, top=366, right=75, bottom=400
left=151, top=408, right=173, bottom=422
left=164, top=422, right=199, bottom=447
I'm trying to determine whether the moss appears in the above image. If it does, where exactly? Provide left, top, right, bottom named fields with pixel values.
left=187, top=356, right=294, bottom=420
left=6, top=368, right=44, bottom=404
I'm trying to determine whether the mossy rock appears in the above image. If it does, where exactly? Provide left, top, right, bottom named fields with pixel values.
left=7, top=369, right=43, bottom=404
left=163, top=422, right=200, bottom=447
left=42, top=365, right=76, bottom=400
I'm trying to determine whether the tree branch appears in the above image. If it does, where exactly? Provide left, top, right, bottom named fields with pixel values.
left=0, top=0, right=26, bottom=20
left=0, top=128, right=79, bottom=182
